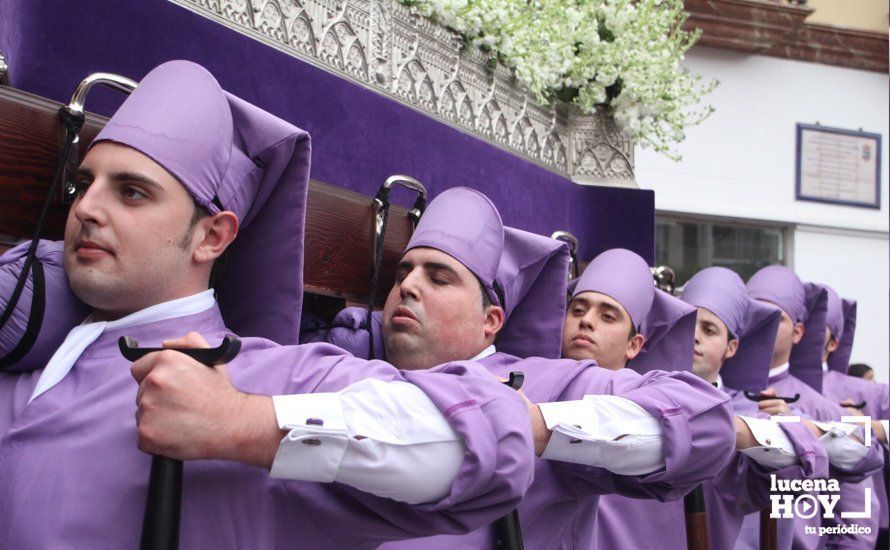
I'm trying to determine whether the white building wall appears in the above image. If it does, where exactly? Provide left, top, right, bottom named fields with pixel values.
left=635, top=46, right=889, bottom=383
left=793, top=226, right=888, bottom=382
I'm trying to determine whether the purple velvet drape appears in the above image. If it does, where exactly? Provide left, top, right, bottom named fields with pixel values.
left=0, top=0, right=654, bottom=262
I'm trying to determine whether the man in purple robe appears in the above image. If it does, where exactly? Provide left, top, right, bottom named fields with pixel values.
left=743, top=266, right=885, bottom=550
left=579, top=259, right=826, bottom=550
left=817, top=285, right=888, bottom=548
left=309, top=188, right=737, bottom=549
left=0, top=60, right=539, bottom=548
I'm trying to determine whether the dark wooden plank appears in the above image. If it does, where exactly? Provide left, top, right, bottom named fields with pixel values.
left=304, top=180, right=413, bottom=305
left=0, top=86, right=105, bottom=239
left=0, top=85, right=413, bottom=305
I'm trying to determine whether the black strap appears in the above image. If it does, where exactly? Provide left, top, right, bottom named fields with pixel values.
left=365, top=187, right=392, bottom=360
left=364, top=182, right=426, bottom=360
left=0, top=259, right=46, bottom=368
left=0, top=107, right=84, bottom=353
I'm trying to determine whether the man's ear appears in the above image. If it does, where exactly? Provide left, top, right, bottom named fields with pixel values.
left=625, top=333, right=645, bottom=361
left=483, top=305, right=506, bottom=341
left=791, top=322, right=805, bottom=345
left=193, top=211, right=239, bottom=264
left=826, top=336, right=840, bottom=354
left=725, top=338, right=740, bottom=360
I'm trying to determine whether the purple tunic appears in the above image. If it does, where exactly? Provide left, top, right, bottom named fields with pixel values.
left=596, top=388, right=828, bottom=550
left=373, top=350, right=735, bottom=549
left=0, top=305, right=534, bottom=549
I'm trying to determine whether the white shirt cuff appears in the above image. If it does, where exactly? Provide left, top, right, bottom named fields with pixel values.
left=737, top=416, right=798, bottom=469
left=270, top=379, right=464, bottom=504
left=270, top=393, right=349, bottom=482
left=538, top=395, right=664, bottom=475
left=813, top=421, right=869, bottom=470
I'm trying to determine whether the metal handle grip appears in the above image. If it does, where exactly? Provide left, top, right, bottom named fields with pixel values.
left=120, top=335, right=242, bottom=550
left=744, top=391, right=801, bottom=404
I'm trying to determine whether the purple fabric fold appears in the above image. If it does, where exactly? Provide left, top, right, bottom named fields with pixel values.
left=747, top=266, right=827, bottom=392
left=630, top=289, right=697, bottom=374
left=788, top=282, right=828, bottom=393
left=0, top=241, right=89, bottom=372
left=823, top=284, right=857, bottom=374
left=494, top=227, right=569, bottom=359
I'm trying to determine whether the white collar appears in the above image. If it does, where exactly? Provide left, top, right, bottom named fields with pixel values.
left=768, top=363, right=790, bottom=380
left=822, top=362, right=829, bottom=373
left=84, top=289, right=216, bottom=329
left=469, top=345, right=497, bottom=362
left=714, top=375, right=724, bottom=390
left=30, top=290, right=216, bottom=403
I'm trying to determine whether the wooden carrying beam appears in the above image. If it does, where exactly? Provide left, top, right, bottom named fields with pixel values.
left=0, top=85, right=413, bottom=306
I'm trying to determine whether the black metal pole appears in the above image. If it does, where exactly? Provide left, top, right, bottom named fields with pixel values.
left=119, top=336, right=242, bottom=550
left=493, top=372, right=525, bottom=550
left=141, top=457, right=184, bottom=550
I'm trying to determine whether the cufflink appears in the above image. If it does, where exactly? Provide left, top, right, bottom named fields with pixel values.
left=306, top=418, right=324, bottom=426
left=570, top=424, right=583, bottom=444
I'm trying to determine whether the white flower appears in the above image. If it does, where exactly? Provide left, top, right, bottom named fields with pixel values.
left=400, top=0, right=715, bottom=158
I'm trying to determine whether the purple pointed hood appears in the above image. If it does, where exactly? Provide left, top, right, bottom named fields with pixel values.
left=495, top=228, right=569, bottom=359
left=571, top=249, right=696, bottom=374
left=406, top=187, right=569, bottom=358
left=92, top=60, right=311, bottom=344
left=822, top=285, right=857, bottom=374
left=748, top=266, right=826, bottom=392
left=681, top=267, right=781, bottom=392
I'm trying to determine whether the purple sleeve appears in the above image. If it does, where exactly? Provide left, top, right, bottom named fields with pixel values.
left=551, top=366, right=737, bottom=502
left=801, top=389, right=886, bottom=481
left=247, top=342, right=534, bottom=539
left=719, top=421, right=830, bottom=515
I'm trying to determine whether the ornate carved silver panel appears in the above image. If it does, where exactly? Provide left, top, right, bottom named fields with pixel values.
left=170, top=0, right=635, bottom=186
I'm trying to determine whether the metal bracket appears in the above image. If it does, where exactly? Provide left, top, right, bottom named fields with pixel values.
left=66, top=72, right=138, bottom=115
left=371, top=175, right=427, bottom=263
left=0, top=50, right=8, bottom=86
left=61, top=72, right=139, bottom=203
left=651, top=265, right=676, bottom=295
left=551, top=230, right=580, bottom=280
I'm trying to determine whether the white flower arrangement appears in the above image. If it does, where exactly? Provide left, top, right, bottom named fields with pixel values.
left=399, top=0, right=717, bottom=159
